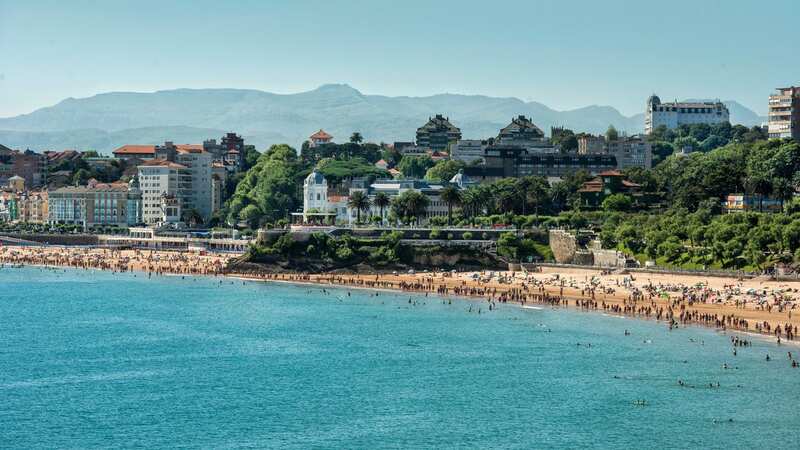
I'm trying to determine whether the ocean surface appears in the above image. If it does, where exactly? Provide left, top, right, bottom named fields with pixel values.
left=1, top=266, right=798, bottom=449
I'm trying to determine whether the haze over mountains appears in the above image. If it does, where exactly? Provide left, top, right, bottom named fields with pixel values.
left=0, top=84, right=766, bottom=154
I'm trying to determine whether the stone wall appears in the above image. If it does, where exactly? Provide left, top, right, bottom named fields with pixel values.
left=549, top=229, right=579, bottom=264
left=592, top=249, right=628, bottom=268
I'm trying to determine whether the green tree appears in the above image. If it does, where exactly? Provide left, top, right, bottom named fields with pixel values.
left=239, top=204, right=262, bottom=229
left=397, top=155, right=434, bottom=179
left=602, top=194, right=633, bottom=212
left=605, top=125, right=619, bottom=142
left=391, top=190, right=429, bottom=225
left=439, top=185, right=462, bottom=225
left=350, top=132, right=363, bottom=144
left=424, top=159, right=465, bottom=182
left=347, top=190, right=371, bottom=225
left=373, top=192, right=391, bottom=224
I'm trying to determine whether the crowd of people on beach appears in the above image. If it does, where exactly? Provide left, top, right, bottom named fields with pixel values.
left=0, top=246, right=229, bottom=277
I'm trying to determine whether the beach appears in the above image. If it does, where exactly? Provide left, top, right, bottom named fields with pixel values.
left=3, top=244, right=799, bottom=343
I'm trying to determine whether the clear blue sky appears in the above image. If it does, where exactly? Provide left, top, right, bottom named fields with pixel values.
left=1, top=0, right=798, bottom=118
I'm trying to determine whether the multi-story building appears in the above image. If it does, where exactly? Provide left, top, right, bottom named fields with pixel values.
left=645, top=95, right=729, bottom=134
left=496, top=115, right=546, bottom=146
left=211, top=162, right=227, bottom=215
left=203, top=132, right=246, bottom=170
left=464, top=146, right=617, bottom=182
left=451, top=140, right=488, bottom=163
left=48, top=179, right=141, bottom=228
left=174, top=146, right=214, bottom=221
left=18, top=190, right=48, bottom=223
left=0, top=146, right=46, bottom=188
left=768, top=86, right=800, bottom=140
left=0, top=190, right=18, bottom=222
left=137, top=159, right=186, bottom=225
left=577, top=135, right=652, bottom=169
left=416, top=115, right=462, bottom=151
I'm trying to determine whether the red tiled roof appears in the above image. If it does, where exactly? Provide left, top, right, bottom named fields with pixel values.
left=175, top=144, right=204, bottom=153
left=138, top=159, right=187, bottom=169
left=310, top=129, right=332, bottom=140
left=113, top=145, right=156, bottom=155
left=621, top=180, right=641, bottom=188
left=597, top=170, right=624, bottom=177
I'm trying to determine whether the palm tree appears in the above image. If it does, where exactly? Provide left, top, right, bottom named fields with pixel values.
left=373, top=192, right=390, bottom=225
left=350, top=132, right=363, bottom=144
left=461, top=189, right=479, bottom=225
left=440, top=185, right=462, bottom=226
left=348, top=191, right=370, bottom=225
left=405, top=191, right=429, bottom=226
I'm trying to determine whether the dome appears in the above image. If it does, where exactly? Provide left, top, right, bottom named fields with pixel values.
left=305, top=169, right=326, bottom=185
left=647, top=94, right=661, bottom=106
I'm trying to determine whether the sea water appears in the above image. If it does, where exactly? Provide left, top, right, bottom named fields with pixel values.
left=1, top=267, right=798, bottom=449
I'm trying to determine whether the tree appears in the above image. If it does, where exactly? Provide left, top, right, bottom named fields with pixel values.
left=348, top=190, right=371, bottom=225
left=373, top=192, right=391, bottom=224
left=602, top=194, right=633, bottom=212
left=439, top=185, right=462, bottom=225
left=350, top=132, right=363, bottom=144
left=391, top=190, right=429, bottom=225
left=239, top=204, right=262, bottom=229
left=606, top=125, right=619, bottom=142
left=221, top=144, right=304, bottom=227
left=424, top=159, right=465, bottom=182
left=397, top=155, right=434, bottom=179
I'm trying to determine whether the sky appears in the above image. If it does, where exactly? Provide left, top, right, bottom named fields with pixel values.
left=1, top=0, right=798, bottom=118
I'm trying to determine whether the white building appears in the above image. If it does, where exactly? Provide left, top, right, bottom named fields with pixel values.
left=645, top=95, right=729, bottom=134
left=347, top=179, right=452, bottom=225
left=137, top=159, right=186, bottom=225
left=768, top=86, right=800, bottom=140
left=295, top=170, right=349, bottom=224
left=303, top=169, right=329, bottom=213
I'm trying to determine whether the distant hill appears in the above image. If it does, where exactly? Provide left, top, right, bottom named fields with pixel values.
left=0, top=84, right=765, bottom=153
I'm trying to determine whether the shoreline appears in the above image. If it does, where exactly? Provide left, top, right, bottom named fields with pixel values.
left=2, top=244, right=799, bottom=345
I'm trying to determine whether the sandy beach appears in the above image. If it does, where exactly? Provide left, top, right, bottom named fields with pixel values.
left=3, top=244, right=798, bottom=343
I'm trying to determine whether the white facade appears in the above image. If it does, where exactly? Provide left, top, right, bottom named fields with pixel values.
left=645, top=95, right=729, bottom=134
left=175, top=149, right=214, bottom=221
left=303, top=170, right=329, bottom=213
left=137, top=161, right=184, bottom=225
left=347, top=180, right=451, bottom=225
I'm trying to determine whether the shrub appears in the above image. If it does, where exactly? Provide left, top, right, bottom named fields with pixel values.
left=462, top=231, right=473, bottom=240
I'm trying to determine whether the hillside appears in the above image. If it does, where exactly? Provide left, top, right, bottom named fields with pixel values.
left=0, top=84, right=764, bottom=153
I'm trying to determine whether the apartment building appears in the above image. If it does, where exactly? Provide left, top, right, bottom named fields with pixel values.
left=416, top=115, right=462, bottom=151
left=0, top=146, right=46, bottom=188
left=768, top=86, right=800, bottom=140
left=18, top=190, right=48, bottom=223
left=577, top=135, right=652, bottom=169
left=137, top=159, right=186, bottom=225
left=48, top=179, right=141, bottom=228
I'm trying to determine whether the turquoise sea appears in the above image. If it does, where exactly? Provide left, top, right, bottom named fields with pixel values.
left=1, top=266, right=798, bottom=449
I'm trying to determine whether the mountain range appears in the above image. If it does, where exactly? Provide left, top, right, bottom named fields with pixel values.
left=0, top=84, right=766, bottom=154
